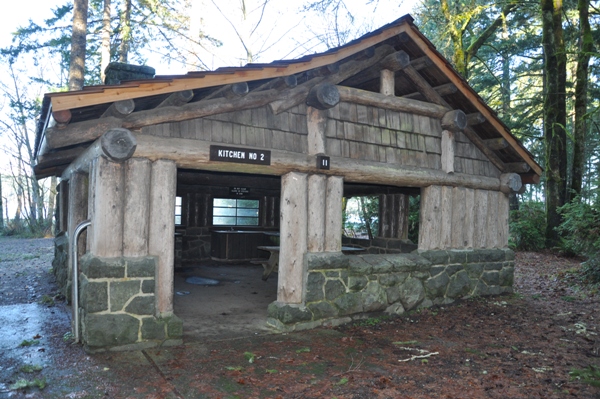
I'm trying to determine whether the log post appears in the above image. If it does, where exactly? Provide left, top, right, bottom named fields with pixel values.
left=464, top=188, right=475, bottom=248
left=89, top=156, right=124, bottom=257
left=473, top=189, right=488, bottom=248
left=486, top=190, right=499, bottom=248
left=307, top=174, right=326, bottom=252
left=441, top=130, right=455, bottom=174
left=67, top=171, right=88, bottom=313
left=325, top=176, right=343, bottom=252
left=419, top=185, right=442, bottom=250
left=278, top=172, right=308, bottom=303
left=498, top=192, right=509, bottom=248
left=451, top=187, right=466, bottom=248
left=380, top=69, right=395, bottom=96
left=307, top=107, right=327, bottom=155
left=440, top=185, right=453, bottom=248
left=123, top=158, right=151, bottom=257
left=148, top=159, right=177, bottom=317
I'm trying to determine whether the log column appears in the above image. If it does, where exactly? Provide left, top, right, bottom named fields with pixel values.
left=123, top=158, right=151, bottom=257
left=67, top=172, right=88, bottom=318
left=89, top=157, right=124, bottom=257
left=149, top=159, right=177, bottom=317
left=307, top=174, right=326, bottom=252
left=325, top=176, right=343, bottom=252
left=278, top=172, right=308, bottom=303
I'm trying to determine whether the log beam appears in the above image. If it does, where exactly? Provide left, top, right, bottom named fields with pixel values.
left=253, top=75, right=297, bottom=91
left=504, top=162, right=531, bottom=173
left=60, top=128, right=137, bottom=180
left=36, top=146, right=87, bottom=171
left=467, top=112, right=486, bottom=126
left=342, top=53, right=432, bottom=88
left=203, top=82, right=249, bottom=101
left=441, top=109, right=467, bottom=132
left=133, top=134, right=522, bottom=194
left=306, top=83, right=340, bottom=110
left=52, top=110, right=72, bottom=126
left=101, top=99, right=135, bottom=118
left=402, top=83, right=457, bottom=100
left=484, top=137, right=509, bottom=150
left=156, top=90, right=194, bottom=108
left=336, top=85, right=448, bottom=119
left=269, top=44, right=396, bottom=114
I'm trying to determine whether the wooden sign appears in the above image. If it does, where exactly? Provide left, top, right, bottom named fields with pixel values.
left=210, top=145, right=271, bottom=165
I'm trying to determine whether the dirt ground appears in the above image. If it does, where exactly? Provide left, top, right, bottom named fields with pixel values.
left=0, top=237, right=599, bottom=399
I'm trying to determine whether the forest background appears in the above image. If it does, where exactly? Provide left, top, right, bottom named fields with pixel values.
left=0, top=0, right=599, bottom=285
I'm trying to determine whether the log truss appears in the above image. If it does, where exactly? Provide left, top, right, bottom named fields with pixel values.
left=34, top=15, right=541, bottom=184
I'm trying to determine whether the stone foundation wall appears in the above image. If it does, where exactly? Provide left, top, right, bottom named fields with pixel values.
left=52, top=233, right=69, bottom=300
left=267, top=249, right=514, bottom=331
left=79, top=254, right=182, bottom=352
left=342, top=236, right=418, bottom=254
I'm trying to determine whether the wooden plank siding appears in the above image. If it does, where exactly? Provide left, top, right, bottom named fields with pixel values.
left=419, top=185, right=509, bottom=250
left=142, top=101, right=500, bottom=178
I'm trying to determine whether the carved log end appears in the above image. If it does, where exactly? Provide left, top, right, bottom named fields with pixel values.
left=52, top=110, right=72, bottom=126
left=381, top=50, right=411, bottom=71
left=100, top=128, right=137, bottom=162
left=306, top=83, right=340, bottom=110
left=282, top=75, right=298, bottom=88
left=500, top=173, right=522, bottom=194
left=229, top=82, right=249, bottom=98
left=441, top=109, right=467, bottom=132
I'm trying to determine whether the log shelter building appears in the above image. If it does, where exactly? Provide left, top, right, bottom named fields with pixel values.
left=34, top=15, right=541, bottom=352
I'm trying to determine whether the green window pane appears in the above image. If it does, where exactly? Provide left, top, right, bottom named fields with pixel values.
left=213, top=216, right=236, bottom=225
left=237, top=208, right=259, bottom=217
left=214, top=198, right=236, bottom=207
left=214, top=207, right=237, bottom=216
left=237, top=199, right=259, bottom=208
left=236, top=217, right=259, bottom=226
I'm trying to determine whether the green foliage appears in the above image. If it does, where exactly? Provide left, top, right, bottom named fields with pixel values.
left=509, top=201, right=546, bottom=251
left=557, top=199, right=600, bottom=284
left=244, top=352, right=256, bottom=363
left=570, top=365, right=600, bottom=387
left=19, top=364, right=43, bottom=373
left=19, top=339, right=40, bottom=347
left=10, top=377, right=46, bottom=391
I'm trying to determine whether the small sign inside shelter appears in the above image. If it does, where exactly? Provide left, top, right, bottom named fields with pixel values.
left=230, top=187, right=250, bottom=196
left=210, top=145, right=271, bottom=165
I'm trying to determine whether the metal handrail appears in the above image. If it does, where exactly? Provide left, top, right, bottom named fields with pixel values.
left=72, top=220, right=91, bottom=343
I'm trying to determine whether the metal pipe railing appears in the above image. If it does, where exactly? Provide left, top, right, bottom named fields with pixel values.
left=72, top=220, right=91, bottom=343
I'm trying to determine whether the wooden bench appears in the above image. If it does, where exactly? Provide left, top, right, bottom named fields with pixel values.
left=254, top=246, right=365, bottom=281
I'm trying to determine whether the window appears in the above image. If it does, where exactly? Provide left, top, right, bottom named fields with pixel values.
left=213, top=198, right=259, bottom=226
left=175, top=196, right=182, bottom=225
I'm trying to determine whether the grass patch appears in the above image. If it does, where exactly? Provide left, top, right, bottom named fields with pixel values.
left=354, top=315, right=390, bottom=327
left=38, top=295, right=55, bottom=306
left=225, top=366, right=243, bottom=371
left=570, top=365, right=600, bottom=387
left=393, top=340, right=419, bottom=346
left=561, top=296, right=578, bottom=302
left=244, top=352, right=256, bottom=363
left=19, top=364, right=43, bottom=373
left=23, top=254, right=40, bottom=260
left=10, top=377, right=46, bottom=391
left=19, top=339, right=40, bottom=347
left=295, top=347, right=310, bottom=354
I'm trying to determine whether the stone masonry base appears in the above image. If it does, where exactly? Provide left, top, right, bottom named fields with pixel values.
left=79, top=254, right=182, bottom=353
left=267, top=249, right=514, bottom=331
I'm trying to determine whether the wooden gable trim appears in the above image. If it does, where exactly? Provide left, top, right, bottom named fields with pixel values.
left=401, top=25, right=542, bottom=177
left=48, top=23, right=411, bottom=113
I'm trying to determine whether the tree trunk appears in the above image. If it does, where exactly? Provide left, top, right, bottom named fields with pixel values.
left=570, top=0, right=592, bottom=199
left=541, top=0, right=568, bottom=247
left=100, top=0, right=111, bottom=82
left=118, top=0, right=132, bottom=63
left=358, top=197, right=373, bottom=240
left=68, top=0, right=89, bottom=91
